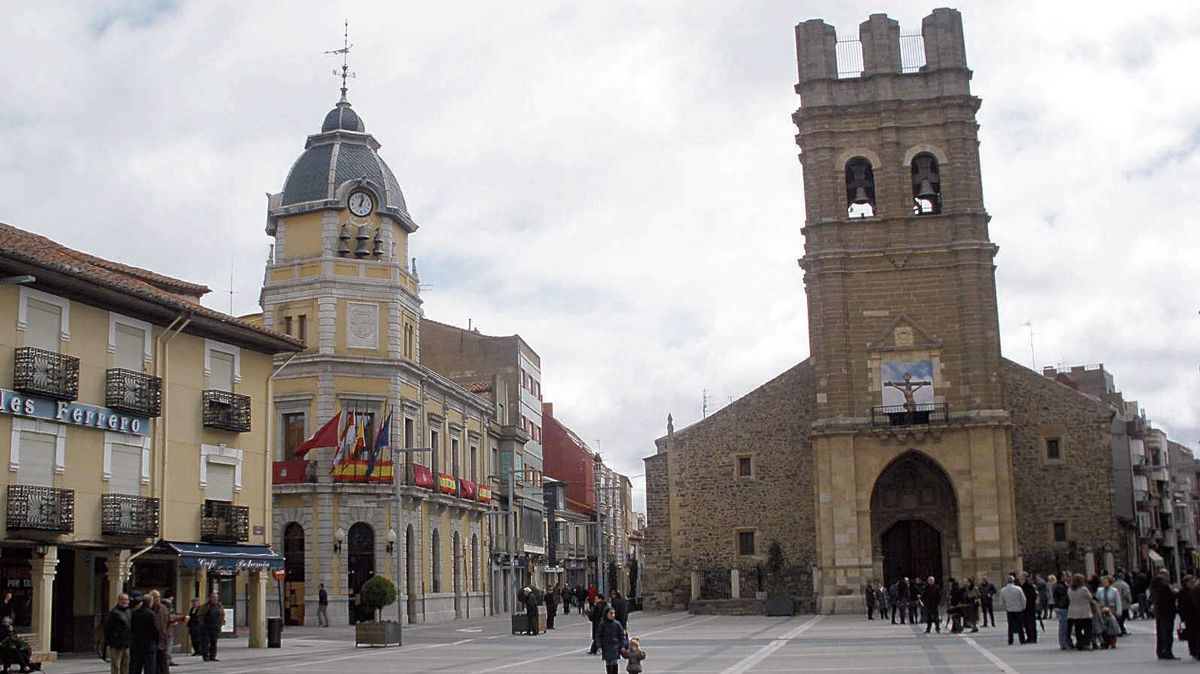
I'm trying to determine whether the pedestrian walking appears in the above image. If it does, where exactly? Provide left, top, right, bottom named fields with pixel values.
left=1180, top=575, right=1200, bottom=659
left=1050, top=573, right=1072, bottom=650
left=202, top=593, right=224, bottom=662
left=1150, top=569, right=1179, bottom=660
left=611, top=590, right=630, bottom=631
left=999, top=575, right=1026, bottom=645
left=1066, top=573, right=1094, bottom=651
left=104, top=593, right=132, bottom=674
left=1016, top=572, right=1038, bottom=643
left=562, top=585, right=573, bottom=617
left=1095, top=576, right=1122, bottom=626
left=623, top=636, right=646, bottom=673
left=877, top=583, right=889, bottom=621
left=978, top=575, right=996, bottom=627
left=186, top=599, right=205, bottom=659
left=545, top=584, right=559, bottom=630
left=597, top=607, right=628, bottom=674
left=921, top=577, right=942, bottom=633
left=1113, top=572, right=1132, bottom=635
left=129, top=593, right=160, bottom=674
left=961, top=577, right=980, bottom=633
left=865, top=581, right=877, bottom=620
left=589, top=595, right=609, bottom=655
left=1099, top=607, right=1121, bottom=649
left=889, top=580, right=902, bottom=624
left=318, top=583, right=329, bottom=627
left=523, top=588, right=540, bottom=636
left=946, top=578, right=962, bottom=633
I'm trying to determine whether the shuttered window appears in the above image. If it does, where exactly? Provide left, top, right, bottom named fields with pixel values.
left=25, top=299, right=62, bottom=352
left=110, top=443, right=142, bottom=495
left=17, top=432, right=56, bottom=487
left=114, top=324, right=147, bottom=372
left=210, top=351, right=235, bottom=392
left=206, top=462, right=236, bottom=502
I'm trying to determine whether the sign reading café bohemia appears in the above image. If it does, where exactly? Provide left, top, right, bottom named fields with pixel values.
left=0, top=387, right=149, bottom=436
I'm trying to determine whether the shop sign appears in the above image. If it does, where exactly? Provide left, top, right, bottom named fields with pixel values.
left=0, top=387, right=149, bottom=436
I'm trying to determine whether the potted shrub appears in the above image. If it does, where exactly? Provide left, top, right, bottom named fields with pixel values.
left=354, top=576, right=401, bottom=646
left=763, top=541, right=794, bottom=616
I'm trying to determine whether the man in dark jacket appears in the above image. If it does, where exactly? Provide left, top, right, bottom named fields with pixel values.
left=523, top=588, right=540, bottom=636
left=129, top=594, right=160, bottom=674
left=922, top=577, right=942, bottom=633
left=1018, top=573, right=1038, bottom=643
left=202, top=593, right=223, bottom=662
left=589, top=595, right=609, bottom=655
left=1150, top=569, right=1179, bottom=659
left=544, top=585, right=559, bottom=630
left=978, top=576, right=996, bottom=627
left=1052, top=573, right=1072, bottom=649
left=104, top=593, right=132, bottom=674
left=610, top=590, right=630, bottom=631
left=186, top=598, right=205, bottom=658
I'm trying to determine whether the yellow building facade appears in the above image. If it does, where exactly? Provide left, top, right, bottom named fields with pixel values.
left=0, top=223, right=302, bottom=655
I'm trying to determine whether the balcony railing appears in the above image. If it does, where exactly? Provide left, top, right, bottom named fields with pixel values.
left=273, top=460, right=315, bottom=484
left=106, top=369, right=162, bottom=417
left=202, top=390, right=251, bottom=433
left=200, top=500, right=250, bottom=543
left=6, top=485, right=74, bottom=533
left=871, top=402, right=949, bottom=427
left=13, top=347, right=79, bottom=401
left=101, top=493, right=160, bottom=537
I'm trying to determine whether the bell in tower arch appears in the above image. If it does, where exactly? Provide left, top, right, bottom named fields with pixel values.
left=845, top=157, right=876, bottom=218
left=354, top=224, right=371, bottom=258
left=337, top=224, right=352, bottom=257
left=911, top=153, right=942, bottom=215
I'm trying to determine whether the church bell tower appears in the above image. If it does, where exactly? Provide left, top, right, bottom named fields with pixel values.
left=794, top=9, right=1020, bottom=611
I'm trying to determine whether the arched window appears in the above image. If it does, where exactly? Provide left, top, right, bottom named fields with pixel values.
left=347, top=522, right=375, bottom=597
left=283, top=522, right=305, bottom=583
left=911, top=153, right=942, bottom=215
left=845, top=157, right=876, bottom=218
left=431, top=528, right=442, bottom=593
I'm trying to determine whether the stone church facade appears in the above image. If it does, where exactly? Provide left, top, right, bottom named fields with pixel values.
left=644, top=9, right=1120, bottom=613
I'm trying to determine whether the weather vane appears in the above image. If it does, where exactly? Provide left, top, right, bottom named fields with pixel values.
left=325, top=19, right=355, bottom=101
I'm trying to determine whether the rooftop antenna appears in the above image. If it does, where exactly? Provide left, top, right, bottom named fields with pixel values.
left=325, top=19, right=356, bottom=101
left=226, top=258, right=236, bottom=314
left=1020, top=321, right=1037, bottom=369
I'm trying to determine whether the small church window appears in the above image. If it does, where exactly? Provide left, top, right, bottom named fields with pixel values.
left=911, top=152, right=941, bottom=215
left=737, top=530, right=756, bottom=556
left=1052, top=521, right=1067, bottom=543
left=845, top=157, right=876, bottom=218
left=737, top=456, right=752, bottom=478
left=1045, top=437, right=1061, bottom=461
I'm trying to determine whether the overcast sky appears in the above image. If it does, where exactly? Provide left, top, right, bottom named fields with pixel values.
left=2, top=1, right=1198, bottom=511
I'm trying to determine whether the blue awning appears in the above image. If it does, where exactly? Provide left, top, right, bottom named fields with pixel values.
left=164, top=542, right=284, bottom=572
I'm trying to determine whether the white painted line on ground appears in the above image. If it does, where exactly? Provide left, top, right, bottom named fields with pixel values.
left=962, top=636, right=1019, bottom=673
left=719, top=614, right=825, bottom=674
left=221, top=640, right=452, bottom=673
left=639, top=613, right=720, bottom=637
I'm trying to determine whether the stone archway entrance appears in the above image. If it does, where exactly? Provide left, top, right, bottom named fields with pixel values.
left=870, top=451, right=958, bottom=586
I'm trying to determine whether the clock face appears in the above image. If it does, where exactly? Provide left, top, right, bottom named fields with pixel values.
left=348, top=192, right=373, bottom=217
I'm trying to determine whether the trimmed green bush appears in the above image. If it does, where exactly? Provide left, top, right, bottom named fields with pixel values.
left=360, top=575, right=397, bottom=621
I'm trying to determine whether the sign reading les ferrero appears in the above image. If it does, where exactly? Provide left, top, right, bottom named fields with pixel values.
left=0, top=387, right=149, bottom=435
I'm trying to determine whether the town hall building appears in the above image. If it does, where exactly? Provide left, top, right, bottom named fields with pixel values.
left=644, top=9, right=1121, bottom=613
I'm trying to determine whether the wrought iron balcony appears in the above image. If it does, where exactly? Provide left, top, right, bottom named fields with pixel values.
left=6, top=485, right=74, bottom=533
left=101, top=493, right=160, bottom=537
left=871, top=402, right=949, bottom=427
left=13, top=347, right=79, bottom=401
left=200, top=500, right=250, bottom=543
left=202, top=390, right=251, bottom=433
left=106, top=369, right=162, bottom=417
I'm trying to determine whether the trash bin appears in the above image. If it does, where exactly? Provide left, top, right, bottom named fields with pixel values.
left=267, top=617, right=283, bottom=648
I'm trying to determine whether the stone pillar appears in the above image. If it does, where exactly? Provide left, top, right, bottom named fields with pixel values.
left=1104, top=550, right=1116, bottom=576
left=30, top=546, right=58, bottom=652
left=247, top=571, right=267, bottom=648
left=1084, top=551, right=1097, bottom=579
left=730, top=569, right=740, bottom=600
left=689, top=571, right=700, bottom=602
left=107, top=549, right=131, bottom=606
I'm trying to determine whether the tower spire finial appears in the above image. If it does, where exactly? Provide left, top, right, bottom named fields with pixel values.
left=325, top=19, right=355, bottom=102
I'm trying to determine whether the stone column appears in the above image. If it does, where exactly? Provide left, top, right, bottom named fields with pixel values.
left=730, top=569, right=740, bottom=600
left=30, top=546, right=58, bottom=652
left=247, top=571, right=267, bottom=648
left=689, top=571, right=700, bottom=602
left=107, top=549, right=131, bottom=606
left=1084, top=551, right=1097, bottom=579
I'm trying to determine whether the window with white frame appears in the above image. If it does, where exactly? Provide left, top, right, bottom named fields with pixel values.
left=110, top=314, right=153, bottom=372
left=200, top=444, right=243, bottom=502
left=10, top=418, right=66, bottom=481
left=105, top=431, right=150, bottom=495
left=18, top=288, right=70, bottom=350
left=205, top=340, right=240, bottom=391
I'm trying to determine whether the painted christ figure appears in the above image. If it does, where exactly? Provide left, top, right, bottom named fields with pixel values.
left=884, top=372, right=932, bottom=412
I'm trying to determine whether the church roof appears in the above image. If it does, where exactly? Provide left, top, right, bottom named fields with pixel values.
left=273, top=99, right=416, bottom=232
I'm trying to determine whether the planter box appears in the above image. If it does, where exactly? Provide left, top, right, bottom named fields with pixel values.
left=355, top=621, right=401, bottom=647
left=763, top=598, right=795, bottom=617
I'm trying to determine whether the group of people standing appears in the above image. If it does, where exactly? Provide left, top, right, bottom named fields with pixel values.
left=516, top=584, right=645, bottom=673
left=102, top=590, right=225, bottom=674
left=865, top=575, right=989, bottom=633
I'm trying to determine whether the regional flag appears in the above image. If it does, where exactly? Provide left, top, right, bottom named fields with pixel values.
left=353, top=411, right=367, bottom=460
left=365, top=411, right=391, bottom=478
left=293, top=412, right=341, bottom=458
left=331, top=409, right=354, bottom=466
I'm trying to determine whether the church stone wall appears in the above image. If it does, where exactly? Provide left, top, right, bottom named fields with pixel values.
left=644, top=361, right=817, bottom=611
left=1002, top=359, right=1121, bottom=574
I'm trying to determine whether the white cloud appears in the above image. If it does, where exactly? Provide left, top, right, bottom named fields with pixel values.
left=1, top=0, right=1198, bottom=512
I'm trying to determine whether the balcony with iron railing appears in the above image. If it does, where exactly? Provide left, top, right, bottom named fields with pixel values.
left=106, top=369, right=162, bottom=417
left=13, top=347, right=79, bottom=401
left=202, top=390, right=251, bottom=433
left=6, top=485, right=74, bottom=533
left=200, top=500, right=250, bottom=543
left=101, top=493, right=160, bottom=537
left=871, top=402, right=949, bottom=427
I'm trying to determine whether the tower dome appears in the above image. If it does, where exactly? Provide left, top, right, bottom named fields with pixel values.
left=268, top=98, right=417, bottom=234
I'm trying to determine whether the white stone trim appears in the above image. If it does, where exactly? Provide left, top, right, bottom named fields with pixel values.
left=200, top=443, right=244, bottom=494
left=103, top=431, right=152, bottom=485
left=107, top=312, right=154, bottom=367
left=17, top=287, right=70, bottom=343
left=902, top=143, right=949, bottom=167
left=204, top=339, right=242, bottom=384
left=10, top=418, right=67, bottom=474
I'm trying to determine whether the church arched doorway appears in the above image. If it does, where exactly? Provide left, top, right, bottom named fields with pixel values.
left=347, top=522, right=375, bottom=623
left=282, top=522, right=305, bottom=625
left=870, top=451, right=958, bottom=587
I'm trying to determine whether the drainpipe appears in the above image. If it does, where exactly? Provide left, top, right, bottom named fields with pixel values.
left=265, top=353, right=299, bottom=617
left=154, top=315, right=190, bottom=541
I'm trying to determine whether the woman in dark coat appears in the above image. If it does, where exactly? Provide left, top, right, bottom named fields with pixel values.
left=596, top=607, right=628, bottom=674
left=961, top=577, right=981, bottom=633
left=1180, top=575, right=1200, bottom=659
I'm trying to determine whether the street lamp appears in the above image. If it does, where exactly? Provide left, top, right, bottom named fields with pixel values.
left=485, top=466, right=538, bottom=617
